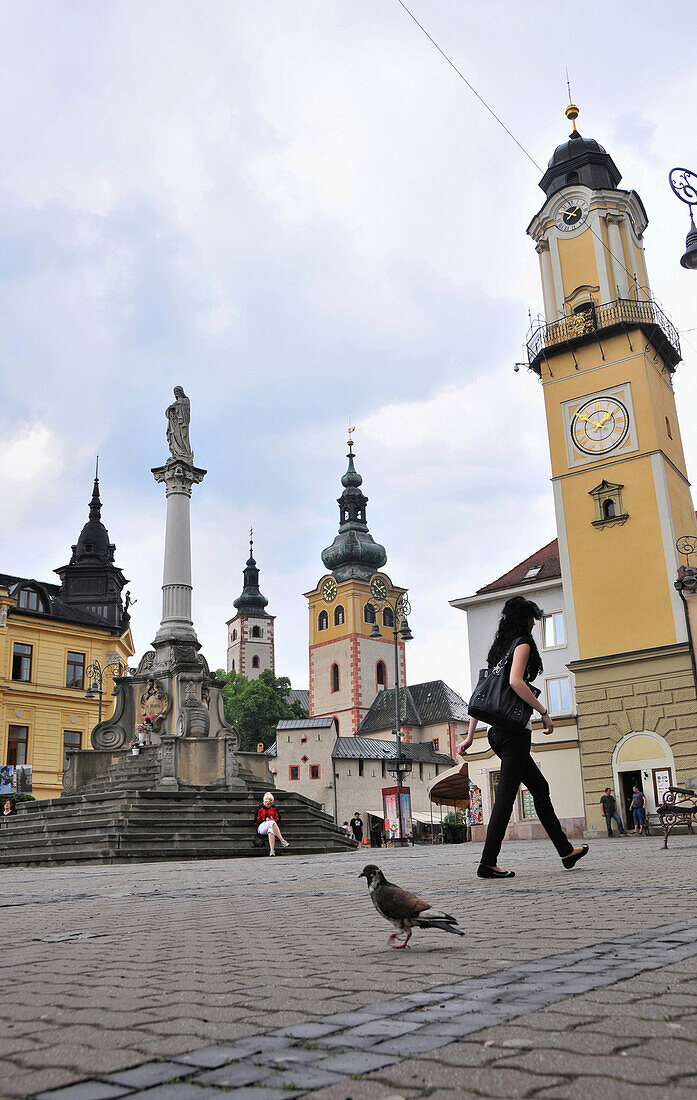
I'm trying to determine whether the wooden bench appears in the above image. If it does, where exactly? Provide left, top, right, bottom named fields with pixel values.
left=656, top=786, right=697, bottom=849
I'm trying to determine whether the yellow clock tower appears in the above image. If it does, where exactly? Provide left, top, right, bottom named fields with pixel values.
left=305, top=436, right=406, bottom=734
left=527, top=106, right=697, bottom=829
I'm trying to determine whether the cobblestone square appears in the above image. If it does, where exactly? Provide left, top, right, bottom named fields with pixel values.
left=3, top=838, right=697, bottom=1098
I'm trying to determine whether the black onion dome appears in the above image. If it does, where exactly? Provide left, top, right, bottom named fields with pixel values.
left=233, top=538, right=270, bottom=616
left=539, top=120, right=621, bottom=200
left=321, top=442, right=387, bottom=582
left=70, top=476, right=115, bottom=565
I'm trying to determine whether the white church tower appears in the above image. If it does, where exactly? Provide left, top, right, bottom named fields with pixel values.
left=226, top=533, right=275, bottom=679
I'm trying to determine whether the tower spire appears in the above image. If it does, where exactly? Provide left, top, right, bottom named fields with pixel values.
left=233, top=534, right=269, bottom=615
left=321, top=435, right=387, bottom=581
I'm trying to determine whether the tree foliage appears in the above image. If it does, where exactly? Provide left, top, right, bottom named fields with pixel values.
left=214, top=668, right=309, bottom=752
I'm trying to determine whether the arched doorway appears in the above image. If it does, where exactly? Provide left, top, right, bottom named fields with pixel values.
left=612, top=731, right=675, bottom=826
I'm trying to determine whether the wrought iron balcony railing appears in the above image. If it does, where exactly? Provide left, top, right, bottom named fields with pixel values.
left=526, top=296, right=681, bottom=375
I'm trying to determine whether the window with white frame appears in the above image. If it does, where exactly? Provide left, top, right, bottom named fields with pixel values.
left=542, top=611, right=566, bottom=649
left=546, top=676, right=572, bottom=714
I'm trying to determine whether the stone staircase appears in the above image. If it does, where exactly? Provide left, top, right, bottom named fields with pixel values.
left=78, top=746, right=162, bottom=794
left=0, top=788, right=356, bottom=865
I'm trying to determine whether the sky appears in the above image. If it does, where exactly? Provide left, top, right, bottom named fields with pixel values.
left=1, top=0, right=696, bottom=700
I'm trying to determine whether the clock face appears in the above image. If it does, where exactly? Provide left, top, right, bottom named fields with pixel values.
left=570, top=396, right=630, bottom=455
left=555, top=199, right=589, bottom=232
left=322, top=578, right=337, bottom=603
left=370, top=577, right=387, bottom=601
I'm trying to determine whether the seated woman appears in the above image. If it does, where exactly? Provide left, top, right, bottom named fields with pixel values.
left=255, top=792, right=289, bottom=856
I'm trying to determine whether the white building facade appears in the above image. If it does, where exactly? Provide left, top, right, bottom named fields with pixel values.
left=451, top=538, right=587, bottom=840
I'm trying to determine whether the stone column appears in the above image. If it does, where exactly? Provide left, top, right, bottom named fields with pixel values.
left=536, top=239, right=557, bottom=320
left=151, top=459, right=206, bottom=644
left=606, top=214, right=630, bottom=300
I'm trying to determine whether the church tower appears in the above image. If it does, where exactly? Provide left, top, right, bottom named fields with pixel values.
left=527, top=105, right=697, bottom=828
left=226, top=534, right=275, bottom=679
left=55, top=467, right=129, bottom=631
left=305, top=435, right=406, bottom=734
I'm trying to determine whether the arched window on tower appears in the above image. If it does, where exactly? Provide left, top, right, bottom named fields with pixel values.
left=364, top=603, right=376, bottom=624
left=232, top=629, right=237, bottom=641
left=251, top=625, right=261, bottom=638
left=334, top=604, right=345, bottom=626
left=318, top=610, right=328, bottom=631
left=331, top=663, right=340, bottom=693
left=602, top=499, right=616, bottom=520
left=231, top=659, right=235, bottom=671
left=252, top=655, right=260, bottom=669
left=382, top=608, right=394, bottom=628
left=566, top=171, right=579, bottom=185
left=376, top=661, right=387, bottom=690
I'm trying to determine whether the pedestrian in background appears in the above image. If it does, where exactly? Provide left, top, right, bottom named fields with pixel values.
left=631, top=786, right=647, bottom=835
left=600, top=788, right=625, bottom=837
left=350, top=811, right=364, bottom=844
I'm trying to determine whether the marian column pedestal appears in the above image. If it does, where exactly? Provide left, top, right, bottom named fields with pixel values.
left=80, top=387, right=245, bottom=794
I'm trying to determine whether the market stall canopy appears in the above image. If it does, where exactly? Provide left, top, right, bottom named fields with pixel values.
left=428, top=760, right=470, bottom=807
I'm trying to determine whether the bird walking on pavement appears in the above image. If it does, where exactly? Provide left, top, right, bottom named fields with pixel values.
left=359, top=864, right=465, bottom=949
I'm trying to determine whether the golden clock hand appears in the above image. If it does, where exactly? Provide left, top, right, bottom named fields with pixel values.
left=597, top=411, right=613, bottom=427
left=563, top=207, right=580, bottom=219
left=577, top=413, right=603, bottom=429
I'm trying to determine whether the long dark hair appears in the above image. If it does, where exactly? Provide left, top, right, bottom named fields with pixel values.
left=487, top=596, right=543, bottom=680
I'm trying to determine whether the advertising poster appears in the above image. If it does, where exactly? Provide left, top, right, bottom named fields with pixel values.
left=653, top=768, right=672, bottom=805
left=468, top=780, right=483, bottom=825
left=16, top=765, right=32, bottom=794
left=399, top=790, right=412, bottom=838
left=0, top=766, right=14, bottom=795
left=384, top=791, right=398, bottom=838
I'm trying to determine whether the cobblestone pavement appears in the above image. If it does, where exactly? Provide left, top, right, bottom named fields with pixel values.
left=2, top=837, right=697, bottom=1099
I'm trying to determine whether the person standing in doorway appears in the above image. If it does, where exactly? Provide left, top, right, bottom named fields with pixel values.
left=350, top=811, right=364, bottom=844
left=630, top=785, right=647, bottom=835
left=600, top=788, right=625, bottom=836
left=458, top=596, right=588, bottom=879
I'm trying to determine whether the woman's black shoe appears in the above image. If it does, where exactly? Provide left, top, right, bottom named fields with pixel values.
left=477, top=865, right=515, bottom=879
left=561, top=844, right=589, bottom=870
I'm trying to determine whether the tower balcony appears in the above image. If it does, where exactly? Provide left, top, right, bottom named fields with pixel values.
left=526, top=296, right=681, bottom=375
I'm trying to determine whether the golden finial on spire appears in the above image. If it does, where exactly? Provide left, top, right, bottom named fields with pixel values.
left=347, top=419, right=355, bottom=448
left=566, top=103, right=579, bottom=131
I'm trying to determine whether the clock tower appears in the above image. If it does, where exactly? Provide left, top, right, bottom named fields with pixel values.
left=305, top=436, right=406, bottom=734
left=527, top=106, right=697, bottom=829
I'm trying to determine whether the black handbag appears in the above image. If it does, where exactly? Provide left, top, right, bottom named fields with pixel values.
left=468, top=638, right=541, bottom=732
left=252, top=834, right=265, bottom=848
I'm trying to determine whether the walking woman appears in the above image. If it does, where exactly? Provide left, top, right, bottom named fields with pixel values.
left=255, top=792, right=290, bottom=856
left=459, top=596, right=588, bottom=879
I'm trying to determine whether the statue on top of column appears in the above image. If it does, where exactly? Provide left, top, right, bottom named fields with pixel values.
left=166, top=387, right=193, bottom=463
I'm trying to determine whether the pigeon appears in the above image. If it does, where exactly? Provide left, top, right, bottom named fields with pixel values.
left=359, top=864, right=465, bottom=949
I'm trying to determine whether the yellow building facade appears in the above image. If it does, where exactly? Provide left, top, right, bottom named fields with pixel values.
left=526, top=107, right=697, bottom=830
left=0, top=475, right=134, bottom=800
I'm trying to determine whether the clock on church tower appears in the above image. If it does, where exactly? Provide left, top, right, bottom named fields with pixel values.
left=304, top=437, right=407, bottom=733
left=525, top=104, right=697, bottom=829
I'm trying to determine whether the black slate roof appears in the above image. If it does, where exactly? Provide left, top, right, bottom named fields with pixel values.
left=276, top=717, right=337, bottom=730
left=0, top=572, right=124, bottom=633
left=356, top=680, right=468, bottom=735
left=332, top=736, right=454, bottom=767
left=287, top=688, right=310, bottom=711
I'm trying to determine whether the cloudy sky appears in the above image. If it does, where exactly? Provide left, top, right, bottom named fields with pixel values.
left=2, top=0, right=696, bottom=698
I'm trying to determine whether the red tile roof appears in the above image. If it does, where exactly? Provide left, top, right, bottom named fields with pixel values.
left=476, top=538, right=561, bottom=595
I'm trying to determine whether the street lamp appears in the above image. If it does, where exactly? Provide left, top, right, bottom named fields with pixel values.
left=84, top=655, right=123, bottom=724
left=669, top=168, right=697, bottom=270
left=368, top=576, right=413, bottom=846
left=674, top=536, right=697, bottom=695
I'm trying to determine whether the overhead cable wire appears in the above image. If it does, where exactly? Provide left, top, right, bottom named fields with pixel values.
left=395, top=0, right=639, bottom=287
left=395, top=0, right=542, bottom=173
